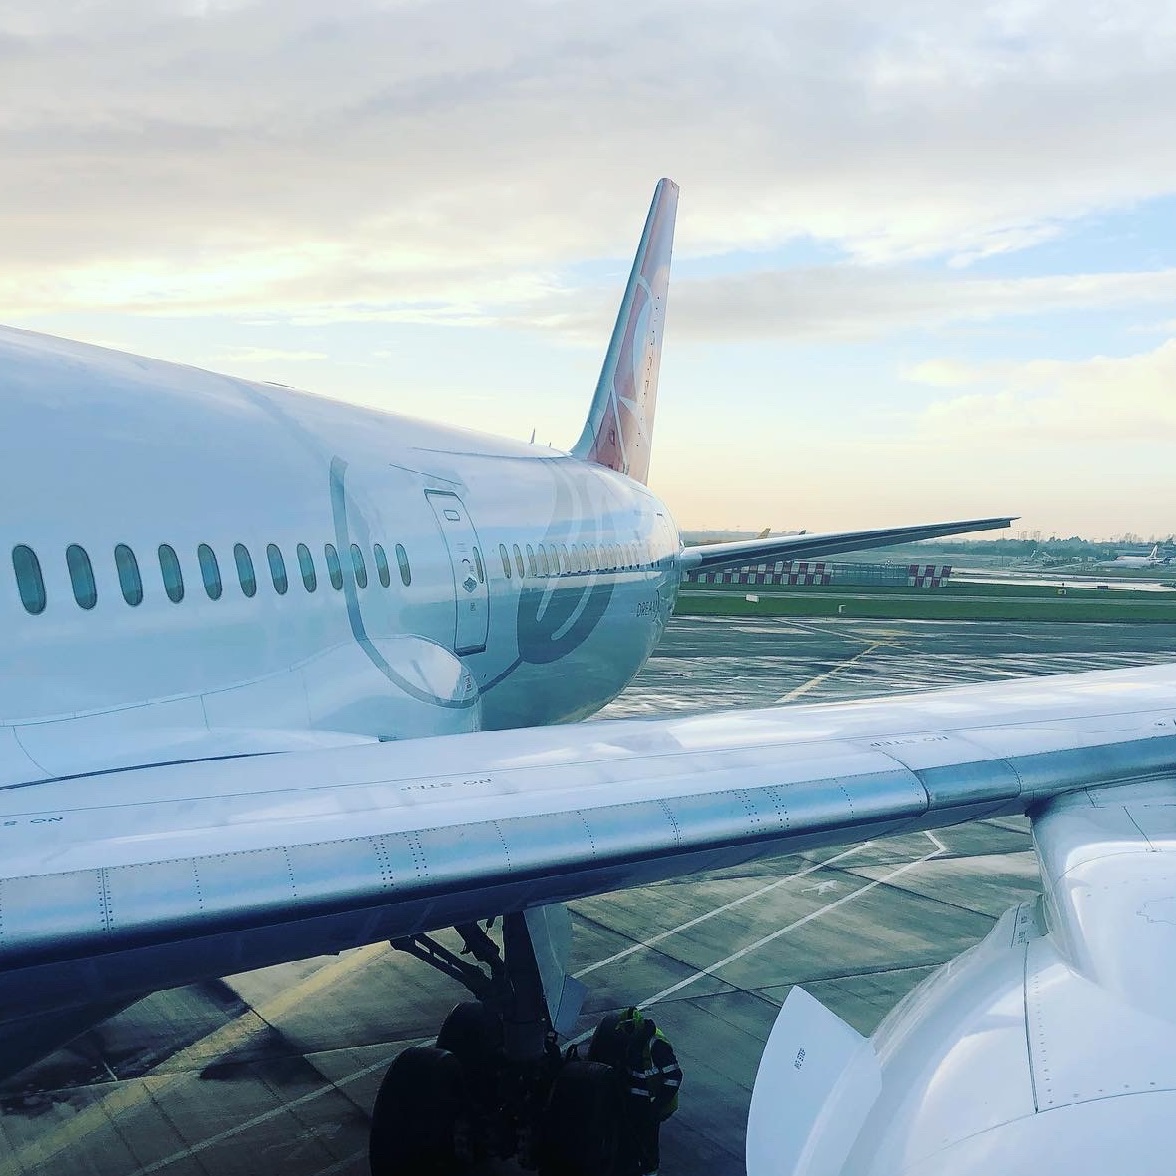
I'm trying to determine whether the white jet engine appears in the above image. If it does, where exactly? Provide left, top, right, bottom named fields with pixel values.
left=746, top=779, right=1176, bottom=1176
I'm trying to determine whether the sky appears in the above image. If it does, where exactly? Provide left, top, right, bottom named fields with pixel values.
left=2, top=0, right=1175, bottom=539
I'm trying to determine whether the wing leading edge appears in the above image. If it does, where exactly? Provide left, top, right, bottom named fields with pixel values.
left=1, top=664, right=1175, bottom=1034
left=680, top=515, right=1016, bottom=571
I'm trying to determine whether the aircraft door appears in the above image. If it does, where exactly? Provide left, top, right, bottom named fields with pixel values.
left=425, top=490, right=489, bottom=654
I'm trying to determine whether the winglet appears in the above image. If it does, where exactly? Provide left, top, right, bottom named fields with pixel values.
left=572, top=178, right=678, bottom=485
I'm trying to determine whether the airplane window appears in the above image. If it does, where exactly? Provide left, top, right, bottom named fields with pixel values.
left=324, top=543, right=343, bottom=590
left=473, top=546, right=485, bottom=583
left=12, top=544, right=46, bottom=615
left=233, top=543, right=256, bottom=598
left=67, top=545, right=97, bottom=610
left=114, top=544, right=143, bottom=606
left=499, top=544, right=512, bottom=579
left=513, top=543, right=525, bottom=578
left=159, top=544, right=185, bottom=603
left=350, top=543, right=368, bottom=589
left=539, top=545, right=551, bottom=576
left=198, top=543, right=223, bottom=600
left=268, top=544, right=289, bottom=594
left=297, top=543, right=317, bottom=592
left=373, top=543, right=391, bottom=588
left=395, top=543, right=411, bottom=587
left=526, top=544, right=537, bottom=576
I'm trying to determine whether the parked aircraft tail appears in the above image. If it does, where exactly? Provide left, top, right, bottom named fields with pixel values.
left=572, top=178, right=678, bottom=485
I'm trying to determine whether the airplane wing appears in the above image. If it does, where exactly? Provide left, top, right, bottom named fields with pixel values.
left=680, top=515, right=1016, bottom=571
left=3, top=662, right=1174, bottom=1036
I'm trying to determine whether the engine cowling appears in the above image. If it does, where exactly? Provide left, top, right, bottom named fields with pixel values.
left=748, top=779, right=1176, bottom=1175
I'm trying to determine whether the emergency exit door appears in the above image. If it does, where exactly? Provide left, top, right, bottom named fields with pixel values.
left=425, top=490, right=489, bottom=654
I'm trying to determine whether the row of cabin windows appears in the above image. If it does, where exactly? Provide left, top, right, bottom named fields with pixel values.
left=11, top=540, right=412, bottom=615
left=12, top=533, right=661, bottom=616
left=496, top=539, right=653, bottom=580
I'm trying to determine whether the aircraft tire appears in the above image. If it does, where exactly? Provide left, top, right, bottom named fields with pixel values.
left=538, top=1059, right=623, bottom=1176
left=435, top=1001, right=502, bottom=1105
left=369, top=1045, right=464, bottom=1176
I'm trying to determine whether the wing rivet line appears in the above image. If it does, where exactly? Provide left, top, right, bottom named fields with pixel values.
left=281, top=847, right=297, bottom=899
left=192, top=861, right=205, bottom=913
left=656, top=799, right=682, bottom=848
left=98, top=867, right=113, bottom=935
left=371, top=836, right=395, bottom=890
left=577, top=812, right=597, bottom=859
left=404, top=832, right=427, bottom=879
left=492, top=821, right=513, bottom=874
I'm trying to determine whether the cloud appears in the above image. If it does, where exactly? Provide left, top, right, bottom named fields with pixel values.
left=914, top=338, right=1176, bottom=442
left=1, top=0, right=1176, bottom=325
left=215, top=346, right=327, bottom=363
left=495, top=264, right=1176, bottom=344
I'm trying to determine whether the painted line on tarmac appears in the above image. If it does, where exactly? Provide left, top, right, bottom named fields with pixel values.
left=775, top=618, right=880, bottom=646
left=573, top=840, right=876, bottom=980
left=0, top=942, right=393, bottom=1176
left=635, top=831, right=947, bottom=1012
left=775, top=641, right=885, bottom=703
left=130, top=1054, right=392, bottom=1175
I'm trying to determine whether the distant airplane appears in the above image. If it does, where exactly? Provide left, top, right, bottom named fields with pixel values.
left=0, top=180, right=1170, bottom=1175
left=1102, top=543, right=1171, bottom=568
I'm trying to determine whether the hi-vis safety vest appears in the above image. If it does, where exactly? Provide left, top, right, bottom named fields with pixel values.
left=618, top=1009, right=682, bottom=1120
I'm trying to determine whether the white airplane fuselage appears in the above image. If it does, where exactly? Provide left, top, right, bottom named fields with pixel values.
left=0, top=326, right=680, bottom=785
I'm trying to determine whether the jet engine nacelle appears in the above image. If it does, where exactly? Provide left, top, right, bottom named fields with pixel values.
left=747, top=780, right=1176, bottom=1175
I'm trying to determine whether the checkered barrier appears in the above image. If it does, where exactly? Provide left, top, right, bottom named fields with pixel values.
left=908, top=564, right=953, bottom=588
left=689, top=561, right=832, bottom=586
left=686, top=562, right=953, bottom=588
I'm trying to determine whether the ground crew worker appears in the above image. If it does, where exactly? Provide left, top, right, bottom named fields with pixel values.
left=616, top=1006, right=682, bottom=1175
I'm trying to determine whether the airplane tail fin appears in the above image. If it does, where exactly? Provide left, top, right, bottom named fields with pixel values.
left=572, top=178, right=678, bottom=485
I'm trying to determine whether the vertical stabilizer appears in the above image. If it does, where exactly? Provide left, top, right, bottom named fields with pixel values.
left=572, top=178, right=678, bottom=485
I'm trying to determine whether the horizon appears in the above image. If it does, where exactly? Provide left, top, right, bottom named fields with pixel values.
left=2, top=2, right=1174, bottom=536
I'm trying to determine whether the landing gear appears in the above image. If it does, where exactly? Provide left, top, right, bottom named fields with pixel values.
left=539, top=1060, right=624, bottom=1176
left=369, top=1046, right=465, bottom=1175
left=368, top=911, right=632, bottom=1176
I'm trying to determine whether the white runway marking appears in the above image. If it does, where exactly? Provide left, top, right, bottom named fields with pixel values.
left=0, top=942, right=393, bottom=1176
left=131, top=1055, right=392, bottom=1175
left=775, top=642, right=885, bottom=703
left=573, top=841, right=875, bottom=979
left=635, top=831, right=947, bottom=1011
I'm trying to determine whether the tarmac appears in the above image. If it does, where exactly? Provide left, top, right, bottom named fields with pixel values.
left=3, top=616, right=1175, bottom=1175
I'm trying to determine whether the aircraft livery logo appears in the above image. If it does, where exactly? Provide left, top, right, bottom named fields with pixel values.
left=515, top=462, right=615, bottom=665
